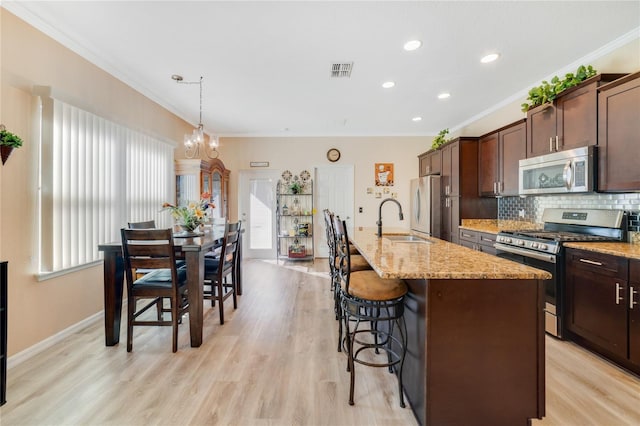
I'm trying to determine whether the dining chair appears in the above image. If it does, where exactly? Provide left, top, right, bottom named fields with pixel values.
left=203, top=222, right=240, bottom=324
left=120, top=228, right=189, bottom=352
left=128, top=220, right=156, bottom=229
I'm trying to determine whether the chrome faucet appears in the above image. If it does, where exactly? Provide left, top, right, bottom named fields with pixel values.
left=377, top=198, right=404, bottom=237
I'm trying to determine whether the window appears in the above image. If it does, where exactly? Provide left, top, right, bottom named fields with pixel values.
left=38, top=97, right=174, bottom=276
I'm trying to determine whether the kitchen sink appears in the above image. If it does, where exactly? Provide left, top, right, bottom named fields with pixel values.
left=383, top=235, right=431, bottom=243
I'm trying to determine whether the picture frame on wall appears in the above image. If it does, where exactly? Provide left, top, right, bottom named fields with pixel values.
left=375, top=163, right=394, bottom=186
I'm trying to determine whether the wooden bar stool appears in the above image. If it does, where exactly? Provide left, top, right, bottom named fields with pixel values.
left=333, top=216, right=408, bottom=407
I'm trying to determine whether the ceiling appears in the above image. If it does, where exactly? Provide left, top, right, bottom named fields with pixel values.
left=4, top=1, right=640, bottom=137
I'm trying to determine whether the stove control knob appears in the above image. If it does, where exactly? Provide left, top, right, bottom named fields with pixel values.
left=531, top=242, right=538, bottom=249
left=539, top=244, right=548, bottom=251
left=505, top=238, right=512, bottom=244
left=517, top=240, right=525, bottom=246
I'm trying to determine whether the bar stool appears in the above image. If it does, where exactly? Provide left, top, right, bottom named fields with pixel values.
left=333, top=216, right=408, bottom=407
left=323, top=210, right=372, bottom=352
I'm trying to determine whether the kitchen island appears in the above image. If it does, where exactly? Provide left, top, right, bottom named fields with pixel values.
left=350, top=228, right=551, bottom=426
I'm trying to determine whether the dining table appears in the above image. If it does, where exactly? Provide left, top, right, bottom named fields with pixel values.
left=98, top=225, right=226, bottom=348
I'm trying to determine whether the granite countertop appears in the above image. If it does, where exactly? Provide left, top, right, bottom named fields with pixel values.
left=350, top=227, right=552, bottom=280
left=563, top=242, right=640, bottom=260
left=458, top=219, right=542, bottom=234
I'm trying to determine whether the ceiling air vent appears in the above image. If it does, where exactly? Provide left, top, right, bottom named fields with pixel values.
left=331, top=62, right=353, bottom=78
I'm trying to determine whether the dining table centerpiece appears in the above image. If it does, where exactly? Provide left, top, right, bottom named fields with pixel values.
left=162, top=193, right=215, bottom=233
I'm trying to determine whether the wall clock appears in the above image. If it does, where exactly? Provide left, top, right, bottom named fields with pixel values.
left=327, top=148, right=341, bottom=162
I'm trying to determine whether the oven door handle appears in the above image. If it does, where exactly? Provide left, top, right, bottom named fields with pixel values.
left=494, top=243, right=557, bottom=263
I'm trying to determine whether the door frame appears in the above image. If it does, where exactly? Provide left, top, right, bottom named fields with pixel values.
left=238, top=169, right=281, bottom=259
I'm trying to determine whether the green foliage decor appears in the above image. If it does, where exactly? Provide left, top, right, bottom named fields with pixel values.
left=431, top=128, right=450, bottom=149
left=521, top=65, right=597, bottom=112
left=0, top=128, right=23, bottom=148
left=289, top=181, right=302, bottom=194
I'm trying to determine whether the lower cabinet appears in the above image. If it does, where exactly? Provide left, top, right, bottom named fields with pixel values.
left=458, top=228, right=497, bottom=255
left=565, top=248, right=639, bottom=374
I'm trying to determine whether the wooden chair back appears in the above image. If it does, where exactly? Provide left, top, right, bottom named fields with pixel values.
left=128, top=220, right=156, bottom=229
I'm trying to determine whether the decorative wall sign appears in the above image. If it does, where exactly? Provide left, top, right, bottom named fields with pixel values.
left=375, top=163, right=394, bottom=186
left=250, top=161, right=270, bottom=167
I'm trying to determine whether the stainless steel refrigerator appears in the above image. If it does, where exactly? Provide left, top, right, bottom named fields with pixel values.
left=410, top=176, right=441, bottom=238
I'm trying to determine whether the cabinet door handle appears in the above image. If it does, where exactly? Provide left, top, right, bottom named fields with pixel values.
left=631, top=286, right=638, bottom=310
left=579, top=258, right=603, bottom=266
left=555, top=135, right=559, bottom=151
left=549, top=137, right=554, bottom=152
left=493, top=182, right=497, bottom=193
left=615, top=282, right=624, bottom=305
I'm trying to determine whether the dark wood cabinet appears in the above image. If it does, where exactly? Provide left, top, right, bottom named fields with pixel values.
left=458, top=229, right=498, bottom=255
left=630, top=259, right=640, bottom=365
left=565, top=248, right=639, bottom=375
left=597, top=71, right=640, bottom=192
left=440, top=137, right=497, bottom=244
left=479, top=120, right=526, bottom=197
left=1, top=261, right=7, bottom=406
left=478, top=132, right=499, bottom=196
left=418, top=149, right=441, bottom=176
left=175, top=158, right=229, bottom=219
left=526, top=74, right=624, bottom=158
left=442, top=196, right=459, bottom=243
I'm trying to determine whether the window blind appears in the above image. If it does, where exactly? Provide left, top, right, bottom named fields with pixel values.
left=40, top=99, right=174, bottom=274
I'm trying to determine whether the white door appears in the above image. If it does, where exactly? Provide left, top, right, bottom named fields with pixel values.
left=315, top=165, right=354, bottom=257
left=238, top=170, right=281, bottom=259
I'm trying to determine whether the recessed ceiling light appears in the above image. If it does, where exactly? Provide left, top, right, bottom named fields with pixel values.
left=404, top=40, right=422, bottom=51
left=382, top=81, right=395, bottom=89
left=481, top=53, right=500, bottom=63
left=412, top=116, right=423, bottom=122
left=438, top=92, right=451, bottom=99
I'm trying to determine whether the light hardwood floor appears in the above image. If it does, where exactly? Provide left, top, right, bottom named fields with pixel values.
left=1, top=259, right=639, bottom=425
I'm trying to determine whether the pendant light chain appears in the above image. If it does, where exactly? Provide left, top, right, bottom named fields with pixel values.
left=172, top=74, right=218, bottom=159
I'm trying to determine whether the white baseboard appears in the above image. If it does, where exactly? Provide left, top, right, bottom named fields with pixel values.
left=7, top=310, right=104, bottom=369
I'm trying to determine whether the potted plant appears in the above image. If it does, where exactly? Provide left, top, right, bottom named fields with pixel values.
left=289, top=181, right=303, bottom=194
left=431, top=128, right=450, bottom=149
left=0, top=125, right=23, bottom=165
left=521, top=65, right=597, bottom=112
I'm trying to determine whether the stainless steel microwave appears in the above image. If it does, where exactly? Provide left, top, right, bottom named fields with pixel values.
left=519, top=146, right=596, bottom=195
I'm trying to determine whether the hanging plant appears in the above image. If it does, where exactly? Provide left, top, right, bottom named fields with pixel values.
left=431, top=128, right=450, bottom=149
left=521, top=65, right=597, bottom=112
left=0, top=125, right=24, bottom=165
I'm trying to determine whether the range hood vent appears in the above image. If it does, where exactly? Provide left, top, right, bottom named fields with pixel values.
left=331, top=62, right=353, bottom=78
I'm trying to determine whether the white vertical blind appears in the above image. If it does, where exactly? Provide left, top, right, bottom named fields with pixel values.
left=43, top=99, right=174, bottom=274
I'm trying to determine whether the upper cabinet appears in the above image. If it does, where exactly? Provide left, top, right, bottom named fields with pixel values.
left=597, top=71, right=640, bottom=192
left=418, top=149, right=441, bottom=176
left=478, top=120, right=526, bottom=197
left=440, top=137, right=497, bottom=244
left=526, top=74, right=625, bottom=158
left=175, top=158, right=230, bottom=218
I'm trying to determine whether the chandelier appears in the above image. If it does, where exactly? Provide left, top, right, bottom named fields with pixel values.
left=172, top=74, right=219, bottom=159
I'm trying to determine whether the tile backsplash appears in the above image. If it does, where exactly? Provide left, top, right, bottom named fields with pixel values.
left=498, top=193, right=640, bottom=233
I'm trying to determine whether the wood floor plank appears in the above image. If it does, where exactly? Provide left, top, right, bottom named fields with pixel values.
left=1, top=259, right=639, bottom=425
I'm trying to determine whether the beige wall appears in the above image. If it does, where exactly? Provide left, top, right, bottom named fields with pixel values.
left=216, top=136, right=431, bottom=230
left=0, top=10, right=193, bottom=356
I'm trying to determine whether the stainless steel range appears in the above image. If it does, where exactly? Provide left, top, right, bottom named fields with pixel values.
left=495, top=208, right=627, bottom=338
